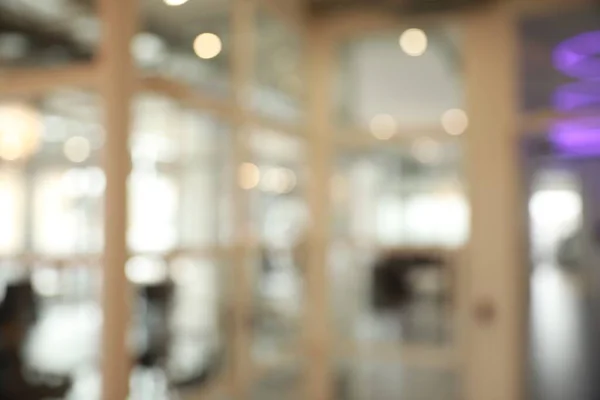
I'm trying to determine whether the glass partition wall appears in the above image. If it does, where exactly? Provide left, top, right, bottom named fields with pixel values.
left=0, top=89, right=232, bottom=398
left=330, top=25, right=467, bottom=400
left=1, top=1, right=595, bottom=399
left=0, top=0, right=306, bottom=398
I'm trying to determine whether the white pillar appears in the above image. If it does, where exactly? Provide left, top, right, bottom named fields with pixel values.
left=464, top=7, right=525, bottom=400
left=98, top=0, right=137, bottom=399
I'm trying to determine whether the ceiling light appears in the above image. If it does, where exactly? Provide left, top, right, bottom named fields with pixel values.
left=164, top=0, right=189, bottom=5
left=63, top=136, right=91, bottom=163
left=400, top=29, right=428, bottom=57
left=442, top=109, right=469, bottom=136
left=239, top=162, right=260, bottom=190
left=369, top=114, right=396, bottom=140
left=411, top=137, right=442, bottom=164
left=193, top=33, right=222, bottom=60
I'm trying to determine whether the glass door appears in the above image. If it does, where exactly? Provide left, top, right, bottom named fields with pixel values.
left=330, top=19, right=467, bottom=398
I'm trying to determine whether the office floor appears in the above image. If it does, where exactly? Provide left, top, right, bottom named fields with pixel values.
left=529, top=265, right=600, bottom=400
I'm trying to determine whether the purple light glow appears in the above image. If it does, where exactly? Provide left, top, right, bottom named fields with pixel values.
left=552, top=118, right=600, bottom=137
left=551, top=118, right=600, bottom=156
left=553, top=81, right=600, bottom=112
left=553, top=31, right=600, bottom=79
left=551, top=31, right=600, bottom=157
left=554, top=131, right=600, bottom=147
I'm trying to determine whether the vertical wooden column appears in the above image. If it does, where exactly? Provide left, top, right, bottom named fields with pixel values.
left=230, top=0, right=256, bottom=397
left=98, top=0, right=137, bottom=399
left=464, top=6, right=525, bottom=400
left=305, top=17, right=334, bottom=400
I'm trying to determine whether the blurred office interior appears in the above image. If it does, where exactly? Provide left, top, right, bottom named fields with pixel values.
left=0, top=0, right=599, bottom=399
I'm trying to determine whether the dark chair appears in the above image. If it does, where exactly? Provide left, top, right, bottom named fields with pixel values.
left=371, top=250, right=449, bottom=342
left=0, top=281, right=71, bottom=400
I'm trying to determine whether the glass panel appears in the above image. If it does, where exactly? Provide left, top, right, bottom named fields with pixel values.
left=33, top=167, right=104, bottom=255
left=138, top=0, right=231, bottom=97
left=0, top=90, right=103, bottom=399
left=328, top=244, right=376, bottom=347
left=336, top=361, right=459, bottom=400
left=329, top=141, right=464, bottom=397
left=249, top=129, right=307, bottom=247
left=333, top=143, right=467, bottom=247
left=127, top=256, right=227, bottom=398
left=0, top=90, right=104, bottom=256
left=0, top=89, right=231, bottom=398
left=336, top=25, right=464, bottom=134
left=253, top=8, right=303, bottom=123
left=179, top=110, right=233, bottom=247
left=522, top=135, right=595, bottom=400
left=169, top=257, right=225, bottom=385
left=330, top=18, right=467, bottom=359
left=330, top=245, right=457, bottom=346
left=128, top=171, right=179, bottom=253
left=0, top=168, right=25, bottom=255
left=129, top=94, right=230, bottom=252
left=0, top=261, right=102, bottom=399
left=0, top=0, right=99, bottom=68
left=248, top=129, right=306, bottom=377
left=30, top=263, right=102, bottom=399
left=127, top=94, right=230, bottom=397
left=252, top=363, right=303, bottom=400
left=520, top=4, right=600, bottom=113
left=521, top=8, right=600, bottom=396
